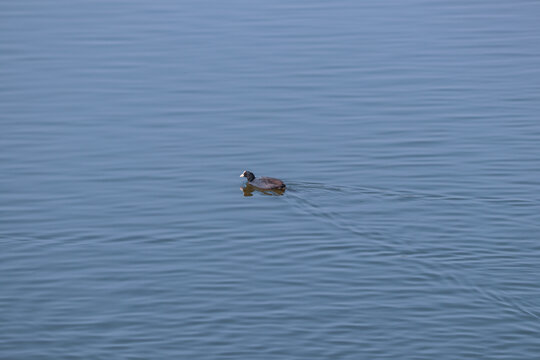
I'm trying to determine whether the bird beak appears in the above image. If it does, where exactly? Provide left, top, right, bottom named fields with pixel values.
left=240, top=173, right=245, bottom=177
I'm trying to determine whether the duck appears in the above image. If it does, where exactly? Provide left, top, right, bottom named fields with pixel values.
left=240, top=170, right=286, bottom=190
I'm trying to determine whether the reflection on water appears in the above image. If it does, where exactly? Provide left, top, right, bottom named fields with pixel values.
left=2, top=0, right=540, bottom=359
left=241, top=184, right=286, bottom=197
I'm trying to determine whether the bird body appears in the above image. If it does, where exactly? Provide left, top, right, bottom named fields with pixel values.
left=240, top=170, right=286, bottom=190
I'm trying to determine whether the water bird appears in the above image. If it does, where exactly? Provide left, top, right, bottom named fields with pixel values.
left=240, top=170, right=286, bottom=190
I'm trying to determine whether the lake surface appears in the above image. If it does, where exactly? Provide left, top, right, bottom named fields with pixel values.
left=2, top=0, right=540, bottom=358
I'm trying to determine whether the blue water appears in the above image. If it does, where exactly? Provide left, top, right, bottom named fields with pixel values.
left=2, top=0, right=540, bottom=358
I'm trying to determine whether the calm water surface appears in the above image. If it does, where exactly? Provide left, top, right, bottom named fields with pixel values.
left=2, top=0, right=540, bottom=359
